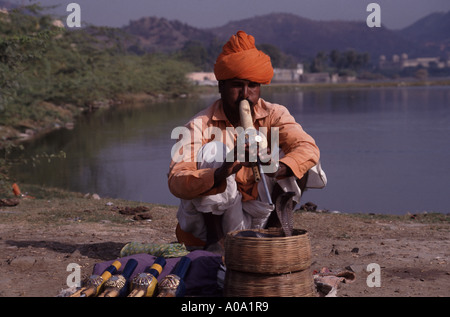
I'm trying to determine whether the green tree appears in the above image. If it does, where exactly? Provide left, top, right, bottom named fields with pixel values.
left=0, top=8, right=64, bottom=124
left=310, top=51, right=328, bottom=72
left=178, top=40, right=209, bottom=70
left=1, top=5, right=194, bottom=127
left=257, top=43, right=296, bottom=68
left=329, top=50, right=341, bottom=69
left=328, top=49, right=370, bottom=73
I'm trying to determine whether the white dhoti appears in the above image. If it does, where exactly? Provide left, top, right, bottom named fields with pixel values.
left=176, top=141, right=302, bottom=241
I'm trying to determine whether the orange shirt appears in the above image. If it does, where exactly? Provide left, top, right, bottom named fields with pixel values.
left=168, top=98, right=320, bottom=201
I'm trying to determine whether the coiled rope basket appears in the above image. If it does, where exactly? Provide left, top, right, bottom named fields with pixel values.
left=224, top=228, right=316, bottom=297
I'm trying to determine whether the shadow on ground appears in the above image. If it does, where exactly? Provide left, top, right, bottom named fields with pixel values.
left=5, top=240, right=124, bottom=260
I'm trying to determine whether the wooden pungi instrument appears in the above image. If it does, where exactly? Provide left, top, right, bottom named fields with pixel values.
left=240, top=99, right=297, bottom=236
left=157, top=256, right=191, bottom=297
left=239, top=99, right=273, bottom=207
left=70, top=260, right=121, bottom=297
left=98, top=259, right=138, bottom=297
left=128, top=257, right=166, bottom=297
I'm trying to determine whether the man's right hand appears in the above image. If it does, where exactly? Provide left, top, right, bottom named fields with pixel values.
left=213, top=139, right=263, bottom=188
left=213, top=161, right=243, bottom=187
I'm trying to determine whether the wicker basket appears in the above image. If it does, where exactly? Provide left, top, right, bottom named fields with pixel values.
left=224, top=228, right=312, bottom=274
left=224, top=268, right=316, bottom=297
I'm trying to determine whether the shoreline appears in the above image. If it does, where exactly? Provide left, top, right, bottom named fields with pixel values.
left=0, top=92, right=171, bottom=149
left=2, top=183, right=449, bottom=218
left=195, top=77, right=450, bottom=93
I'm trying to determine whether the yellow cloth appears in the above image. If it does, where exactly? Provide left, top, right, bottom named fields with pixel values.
left=214, top=30, right=273, bottom=84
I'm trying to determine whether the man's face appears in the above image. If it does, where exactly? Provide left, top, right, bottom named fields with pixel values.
left=219, top=79, right=261, bottom=114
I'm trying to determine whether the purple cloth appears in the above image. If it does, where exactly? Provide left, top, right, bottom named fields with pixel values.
left=92, top=250, right=223, bottom=297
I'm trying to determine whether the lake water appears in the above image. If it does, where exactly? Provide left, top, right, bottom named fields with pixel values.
left=12, top=85, right=450, bottom=214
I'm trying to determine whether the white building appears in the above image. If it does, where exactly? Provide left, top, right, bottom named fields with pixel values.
left=379, top=54, right=449, bottom=69
left=272, top=64, right=304, bottom=83
left=186, top=72, right=217, bottom=86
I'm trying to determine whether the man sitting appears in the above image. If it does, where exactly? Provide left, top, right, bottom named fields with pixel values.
left=168, top=31, right=321, bottom=254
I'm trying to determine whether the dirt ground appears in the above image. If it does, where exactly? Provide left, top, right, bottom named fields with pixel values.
left=0, top=193, right=449, bottom=297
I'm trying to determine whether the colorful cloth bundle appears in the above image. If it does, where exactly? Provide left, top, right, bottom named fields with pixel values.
left=120, top=242, right=189, bottom=258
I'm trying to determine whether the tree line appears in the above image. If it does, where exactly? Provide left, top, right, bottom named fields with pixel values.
left=308, top=49, right=371, bottom=75
left=175, top=40, right=298, bottom=71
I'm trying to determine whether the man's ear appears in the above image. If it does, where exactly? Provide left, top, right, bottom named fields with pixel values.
left=218, top=80, right=224, bottom=94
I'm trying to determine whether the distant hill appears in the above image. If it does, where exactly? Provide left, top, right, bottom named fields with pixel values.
left=0, top=0, right=15, bottom=9
left=399, top=11, right=450, bottom=43
left=2, top=0, right=448, bottom=62
left=398, top=11, right=450, bottom=57
left=207, top=12, right=436, bottom=60
left=122, top=16, right=215, bottom=53
left=121, top=12, right=448, bottom=62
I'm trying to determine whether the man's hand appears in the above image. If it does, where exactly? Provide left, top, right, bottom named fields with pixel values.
left=213, top=160, right=243, bottom=187
left=266, top=162, right=294, bottom=179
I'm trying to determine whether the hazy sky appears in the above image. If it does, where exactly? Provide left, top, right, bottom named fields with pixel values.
left=9, top=0, right=450, bottom=30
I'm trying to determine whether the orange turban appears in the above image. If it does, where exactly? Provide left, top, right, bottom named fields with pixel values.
left=214, top=31, right=273, bottom=84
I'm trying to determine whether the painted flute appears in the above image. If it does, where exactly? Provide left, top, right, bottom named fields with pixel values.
left=128, top=257, right=166, bottom=297
left=98, top=259, right=138, bottom=297
left=70, top=260, right=122, bottom=297
left=157, top=256, right=191, bottom=297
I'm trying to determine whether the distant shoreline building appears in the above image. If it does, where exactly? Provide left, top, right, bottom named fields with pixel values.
left=379, top=54, right=449, bottom=70
left=271, top=64, right=304, bottom=83
left=187, top=64, right=306, bottom=85
left=186, top=72, right=217, bottom=86
left=186, top=63, right=358, bottom=85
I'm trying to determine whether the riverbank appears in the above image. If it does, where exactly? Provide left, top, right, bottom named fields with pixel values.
left=0, top=92, right=166, bottom=148
left=195, top=77, right=450, bottom=94
left=0, top=185, right=448, bottom=297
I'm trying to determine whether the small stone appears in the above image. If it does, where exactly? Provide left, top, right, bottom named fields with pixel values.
left=9, top=256, right=36, bottom=269
left=70, top=249, right=82, bottom=258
